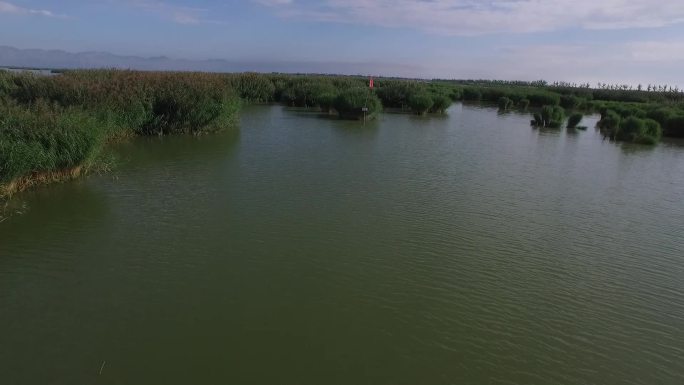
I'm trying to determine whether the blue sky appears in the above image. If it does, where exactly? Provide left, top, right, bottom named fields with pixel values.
left=2, top=0, right=684, bottom=85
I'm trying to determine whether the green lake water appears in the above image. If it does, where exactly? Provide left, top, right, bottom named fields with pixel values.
left=1, top=104, right=683, bottom=384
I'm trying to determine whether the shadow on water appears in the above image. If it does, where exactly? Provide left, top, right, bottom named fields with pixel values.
left=335, top=121, right=380, bottom=138
left=381, top=108, right=410, bottom=115
left=532, top=126, right=563, bottom=137
left=0, top=180, right=111, bottom=244
left=281, top=106, right=324, bottom=118
left=618, top=142, right=658, bottom=155
left=661, top=137, right=684, bottom=149
left=111, top=128, right=240, bottom=172
left=283, top=106, right=385, bottom=124
left=407, top=113, right=449, bottom=121
left=0, top=128, right=241, bottom=227
left=566, top=127, right=582, bottom=136
left=497, top=109, right=529, bottom=117
left=0, top=199, right=26, bottom=224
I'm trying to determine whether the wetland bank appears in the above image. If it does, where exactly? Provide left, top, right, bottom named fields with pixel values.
left=3, top=70, right=684, bottom=196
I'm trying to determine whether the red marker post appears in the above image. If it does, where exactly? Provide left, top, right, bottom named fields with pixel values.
left=364, top=77, right=374, bottom=124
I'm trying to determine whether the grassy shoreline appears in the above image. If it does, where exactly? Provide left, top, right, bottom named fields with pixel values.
left=2, top=70, right=684, bottom=197
left=0, top=165, right=85, bottom=198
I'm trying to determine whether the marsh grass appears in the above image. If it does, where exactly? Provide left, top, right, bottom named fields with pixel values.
left=567, top=113, right=584, bottom=129
left=1, top=70, right=242, bottom=194
left=3, top=70, right=684, bottom=194
left=333, top=88, right=382, bottom=120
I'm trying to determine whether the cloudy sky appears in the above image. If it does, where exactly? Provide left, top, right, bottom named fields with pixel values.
left=1, top=0, right=684, bottom=85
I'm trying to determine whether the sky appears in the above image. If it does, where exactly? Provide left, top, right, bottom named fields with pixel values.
left=2, top=0, right=684, bottom=85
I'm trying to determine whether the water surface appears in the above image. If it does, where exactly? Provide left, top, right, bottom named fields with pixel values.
left=1, top=104, right=683, bottom=385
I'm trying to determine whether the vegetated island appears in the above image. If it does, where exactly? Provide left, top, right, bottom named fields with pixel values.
left=2, top=69, right=684, bottom=198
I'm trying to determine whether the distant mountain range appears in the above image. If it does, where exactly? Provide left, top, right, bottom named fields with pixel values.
left=0, top=46, right=422, bottom=76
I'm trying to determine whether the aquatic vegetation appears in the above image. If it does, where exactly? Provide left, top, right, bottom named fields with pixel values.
left=277, top=78, right=340, bottom=108
left=375, top=80, right=428, bottom=109
left=560, top=95, right=583, bottom=109
left=462, top=88, right=482, bottom=101
left=534, top=105, right=565, bottom=128
left=567, top=113, right=583, bottom=129
left=232, top=72, right=276, bottom=103
left=519, top=98, right=530, bottom=110
left=532, top=113, right=543, bottom=127
left=0, top=100, right=109, bottom=193
left=355, top=80, right=451, bottom=115
left=498, top=97, right=514, bottom=111
left=332, top=88, right=382, bottom=120
left=6, top=70, right=242, bottom=136
left=408, top=92, right=434, bottom=115
left=599, top=110, right=621, bottom=132
left=3, top=69, right=684, bottom=194
left=429, top=94, right=452, bottom=114
left=526, top=92, right=560, bottom=107
left=663, top=115, right=684, bottom=137
left=1, top=70, right=242, bottom=194
left=317, top=91, right=338, bottom=114
left=612, top=116, right=662, bottom=144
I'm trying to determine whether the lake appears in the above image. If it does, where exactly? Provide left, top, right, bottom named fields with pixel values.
left=1, top=104, right=683, bottom=385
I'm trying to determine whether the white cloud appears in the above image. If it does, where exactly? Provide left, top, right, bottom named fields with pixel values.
left=0, top=1, right=65, bottom=18
left=254, top=0, right=684, bottom=35
left=127, top=0, right=217, bottom=24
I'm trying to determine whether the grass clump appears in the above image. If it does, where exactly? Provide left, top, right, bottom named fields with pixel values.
left=599, top=110, right=662, bottom=144
left=0, top=100, right=110, bottom=191
left=519, top=98, right=530, bottom=110
left=429, top=94, right=452, bottom=114
left=498, top=96, right=514, bottom=111
left=567, top=113, right=583, bottom=129
left=532, top=105, right=565, bottom=128
left=1, top=70, right=243, bottom=194
left=333, top=88, right=382, bottom=120
left=408, top=92, right=434, bottom=115
left=615, top=117, right=662, bottom=144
